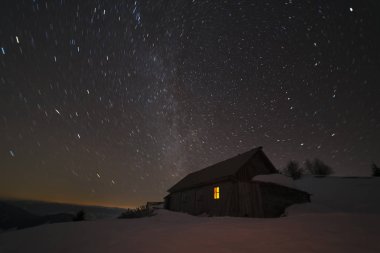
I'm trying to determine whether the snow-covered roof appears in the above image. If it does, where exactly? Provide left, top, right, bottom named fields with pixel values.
left=252, top=174, right=298, bottom=189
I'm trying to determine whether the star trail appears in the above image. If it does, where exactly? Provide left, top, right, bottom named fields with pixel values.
left=0, top=0, right=379, bottom=207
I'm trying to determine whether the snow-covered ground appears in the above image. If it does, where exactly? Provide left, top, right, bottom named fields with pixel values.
left=1, top=176, right=380, bottom=253
left=290, top=176, right=380, bottom=214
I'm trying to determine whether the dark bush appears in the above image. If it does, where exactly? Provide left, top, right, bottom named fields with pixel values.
left=73, top=210, right=85, bottom=221
left=307, top=158, right=333, bottom=176
left=282, top=160, right=303, bottom=180
left=118, top=205, right=155, bottom=219
left=372, top=163, right=380, bottom=177
left=304, top=159, right=313, bottom=174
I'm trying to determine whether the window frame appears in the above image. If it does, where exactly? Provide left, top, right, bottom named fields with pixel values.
left=213, top=186, right=220, bottom=199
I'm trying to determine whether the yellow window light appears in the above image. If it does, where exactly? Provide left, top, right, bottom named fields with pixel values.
left=214, top=186, right=220, bottom=199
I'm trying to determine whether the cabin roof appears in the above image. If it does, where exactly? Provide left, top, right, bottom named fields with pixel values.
left=168, top=146, right=263, bottom=192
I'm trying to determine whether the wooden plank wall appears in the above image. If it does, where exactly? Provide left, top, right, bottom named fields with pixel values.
left=236, top=182, right=264, bottom=217
left=259, top=182, right=310, bottom=217
left=166, top=181, right=308, bottom=218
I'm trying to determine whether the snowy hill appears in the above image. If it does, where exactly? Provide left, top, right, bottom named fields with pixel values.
left=1, top=177, right=380, bottom=253
left=0, top=202, right=74, bottom=230
left=289, top=176, right=380, bottom=214
left=1, top=199, right=126, bottom=219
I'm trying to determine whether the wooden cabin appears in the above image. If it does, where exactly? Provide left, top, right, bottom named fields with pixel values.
left=165, top=147, right=310, bottom=217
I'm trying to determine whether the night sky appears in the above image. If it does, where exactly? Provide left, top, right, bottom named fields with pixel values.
left=1, top=0, right=379, bottom=208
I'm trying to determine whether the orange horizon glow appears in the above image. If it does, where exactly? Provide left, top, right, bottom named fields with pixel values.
left=0, top=194, right=139, bottom=209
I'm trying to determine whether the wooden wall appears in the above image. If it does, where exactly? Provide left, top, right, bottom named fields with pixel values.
left=259, top=182, right=310, bottom=217
left=166, top=181, right=309, bottom=218
left=237, top=182, right=264, bottom=217
left=166, top=181, right=263, bottom=217
left=166, top=181, right=236, bottom=216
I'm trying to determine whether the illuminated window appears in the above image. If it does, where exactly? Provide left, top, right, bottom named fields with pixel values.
left=213, top=186, right=220, bottom=199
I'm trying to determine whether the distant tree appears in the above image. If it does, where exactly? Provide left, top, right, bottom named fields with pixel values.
left=304, top=159, right=313, bottom=174
left=73, top=210, right=86, bottom=221
left=372, top=163, right=380, bottom=177
left=118, top=205, right=155, bottom=219
left=282, top=160, right=303, bottom=180
left=307, top=158, right=333, bottom=176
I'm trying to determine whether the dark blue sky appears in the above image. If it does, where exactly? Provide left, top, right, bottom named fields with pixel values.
left=0, top=0, right=379, bottom=207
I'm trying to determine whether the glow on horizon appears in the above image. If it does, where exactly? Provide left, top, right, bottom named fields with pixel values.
left=0, top=194, right=140, bottom=209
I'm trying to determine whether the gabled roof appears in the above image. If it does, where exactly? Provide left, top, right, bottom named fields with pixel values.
left=168, top=147, right=263, bottom=193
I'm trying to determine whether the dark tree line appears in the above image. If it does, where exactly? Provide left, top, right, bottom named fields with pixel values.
left=282, top=160, right=380, bottom=179
left=118, top=205, right=155, bottom=219
left=373, top=163, right=380, bottom=177
left=73, top=210, right=86, bottom=221
left=282, top=158, right=334, bottom=180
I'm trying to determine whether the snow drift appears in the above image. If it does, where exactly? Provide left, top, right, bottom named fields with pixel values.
left=1, top=176, right=380, bottom=253
left=290, top=176, right=380, bottom=214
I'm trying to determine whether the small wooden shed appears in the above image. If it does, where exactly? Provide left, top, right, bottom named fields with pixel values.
left=165, top=147, right=310, bottom=217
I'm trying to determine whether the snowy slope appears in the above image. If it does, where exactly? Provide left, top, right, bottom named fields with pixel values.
left=0, top=210, right=379, bottom=253
left=288, top=176, right=380, bottom=214
left=1, top=176, right=380, bottom=253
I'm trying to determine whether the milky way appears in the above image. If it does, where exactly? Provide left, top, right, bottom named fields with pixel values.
left=1, top=0, right=379, bottom=207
